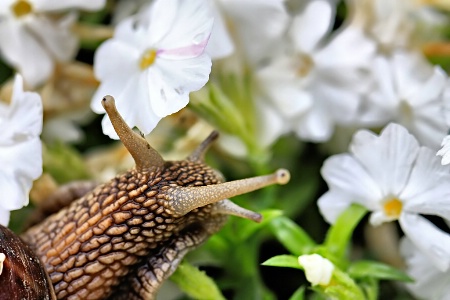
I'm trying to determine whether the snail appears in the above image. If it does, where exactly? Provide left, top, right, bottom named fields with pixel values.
left=0, top=95, right=290, bottom=299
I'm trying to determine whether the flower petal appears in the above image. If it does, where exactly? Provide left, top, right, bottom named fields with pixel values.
left=220, top=0, right=289, bottom=63
left=401, top=147, right=450, bottom=219
left=401, top=238, right=450, bottom=300
left=149, top=54, right=211, bottom=117
left=91, top=39, right=140, bottom=113
left=351, top=123, right=420, bottom=197
left=34, top=0, right=106, bottom=12
left=100, top=72, right=161, bottom=139
left=317, top=189, right=353, bottom=224
left=205, top=1, right=234, bottom=59
left=320, top=153, right=383, bottom=207
left=0, top=19, right=53, bottom=87
left=0, top=209, right=10, bottom=227
left=25, top=14, right=78, bottom=62
left=437, top=135, right=450, bottom=165
left=400, top=213, right=450, bottom=272
left=154, top=0, right=214, bottom=58
left=290, top=0, right=334, bottom=53
left=0, top=138, right=42, bottom=211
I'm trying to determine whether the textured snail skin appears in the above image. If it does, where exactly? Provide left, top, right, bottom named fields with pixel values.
left=22, top=160, right=227, bottom=299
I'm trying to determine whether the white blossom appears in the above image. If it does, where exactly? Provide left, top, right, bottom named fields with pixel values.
left=349, top=0, right=447, bottom=50
left=207, top=0, right=289, bottom=62
left=0, top=75, right=43, bottom=226
left=257, top=0, right=375, bottom=142
left=298, top=254, right=334, bottom=286
left=360, top=50, right=448, bottom=149
left=401, top=238, right=450, bottom=300
left=91, top=0, right=213, bottom=139
left=0, top=0, right=106, bottom=87
left=318, top=123, right=450, bottom=272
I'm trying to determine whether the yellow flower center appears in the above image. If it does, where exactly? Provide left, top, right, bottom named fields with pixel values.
left=139, top=49, right=158, bottom=70
left=11, top=0, right=33, bottom=18
left=383, top=198, right=403, bottom=219
left=296, top=54, right=315, bottom=78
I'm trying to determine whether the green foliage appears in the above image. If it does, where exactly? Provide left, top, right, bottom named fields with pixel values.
left=170, top=262, right=226, bottom=300
left=43, top=141, right=92, bottom=183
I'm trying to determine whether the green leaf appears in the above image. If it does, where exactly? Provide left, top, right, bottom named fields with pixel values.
left=348, top=260, right=413, bottom=282
left=237, top=209, right=283, bottom=240
left=289, top=286, right=306, bottom=300
left=43, top=142, right=91, bottom=183
left=170, top=261, right=225, bottom=300
left=269, top=216, right=316, bottom=256
left=324, top=204, right=367, bottom=259
left=261, top=255, right=302, bottom=269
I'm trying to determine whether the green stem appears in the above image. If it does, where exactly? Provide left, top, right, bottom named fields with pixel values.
left=324, top=204, right=368, bottom=260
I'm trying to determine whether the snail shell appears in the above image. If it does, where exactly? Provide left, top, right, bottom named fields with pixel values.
left=0, top=224, right=56, bottom=300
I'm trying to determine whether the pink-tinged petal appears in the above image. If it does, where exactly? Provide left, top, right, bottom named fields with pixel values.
left=321, top=153, right=383, bottom=207
left=290, top=0, right=334, bottom=53
left=205, top=1, right=234, bottom=59
left=0, top=19, right=53, bottom=87
left=149, top=54, right=211, bottom=118
left=0, top=138, right=42, bottom=211
left=219, top=0, right=289, bottom=64
left=33, top=0, right=106, bottom=12
left=401, top=147, right=450, bottom=219
left=154, top=0, right=214, bottom=58
left=0, top=209, right=10, bottom=227
left=25, top=14, right=78, bottom=62
left=317, top=189, right=353, bottom=224
left=400, top=213, right=450, bottom=272
left=351, top=123, right=420, bottom=197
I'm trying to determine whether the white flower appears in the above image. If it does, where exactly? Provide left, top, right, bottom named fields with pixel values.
left=298, top=254, right=334, bottom=286
left=206, top=0, right=289, bottom=62
left=0, top=75, right=43, bottom=226
left=91, top=0, right=213, bottom=139
left=360, top=50, right=448, bottom=150
left=0, top=0, right=106, bottom=87
left=350, top=0, right=447, bottom=50
left=318, top=123, right=450, bottom=272
left=401, top=238, right=450, bottom=300
left=437, top=84, right=450, bottom=165
left=437, top=135, right=450, bottom=165
left=257, top=0, right=375, bottom=142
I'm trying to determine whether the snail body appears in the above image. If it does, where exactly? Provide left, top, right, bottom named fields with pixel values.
left=1, top=96, right=290, bottom=299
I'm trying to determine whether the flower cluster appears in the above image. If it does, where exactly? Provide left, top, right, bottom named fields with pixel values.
left=2, top=0, right=450, bottom=299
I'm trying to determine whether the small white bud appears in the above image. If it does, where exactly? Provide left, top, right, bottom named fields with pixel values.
left=298, top=254, right=334, bottom=286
